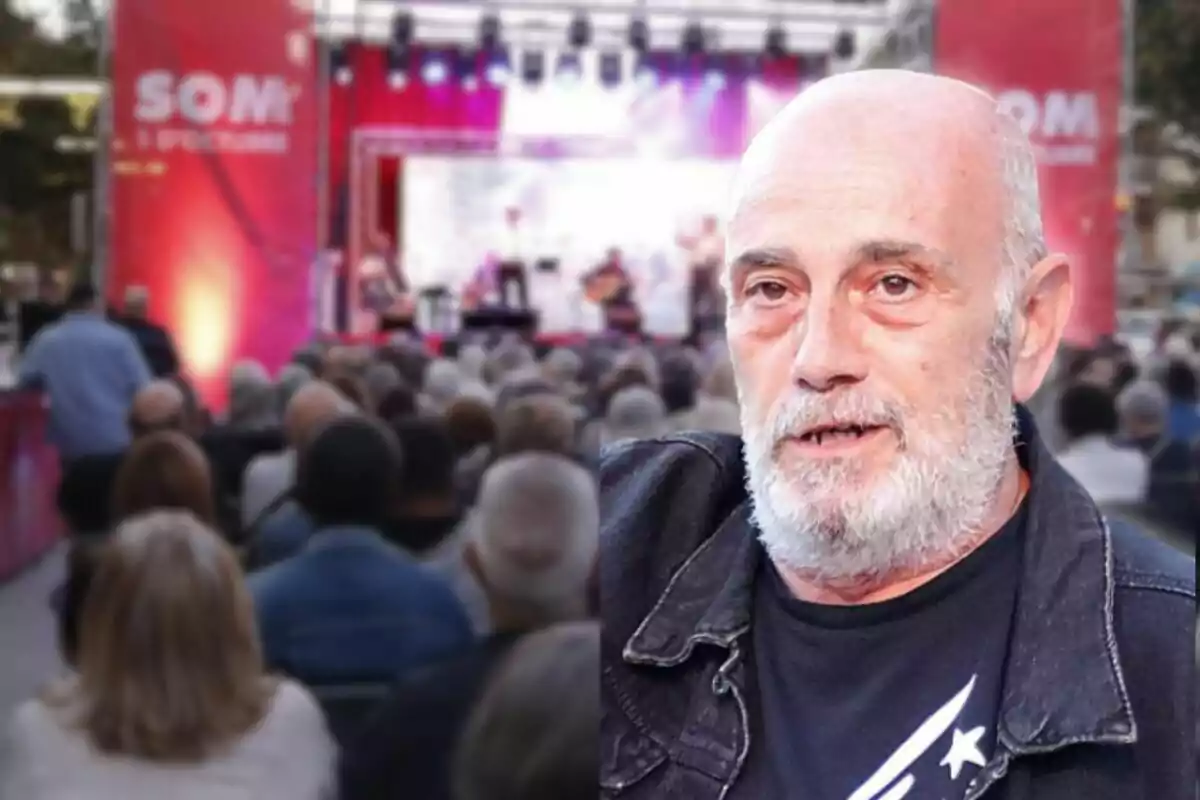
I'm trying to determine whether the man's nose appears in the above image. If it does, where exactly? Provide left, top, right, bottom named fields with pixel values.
left=790, top=299, right=867, bottom=392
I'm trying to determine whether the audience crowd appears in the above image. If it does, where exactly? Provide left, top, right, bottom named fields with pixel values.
left=4, top=285, right=744, bottom=799
left=3, top=276, right=1196, bottom=798
left=1032, top=333, right=1200, bottom=544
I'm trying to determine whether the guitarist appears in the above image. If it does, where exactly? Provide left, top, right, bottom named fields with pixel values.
left=358, top=233, right=413, bottom=332
left=583, top=247, right=639, bottom=334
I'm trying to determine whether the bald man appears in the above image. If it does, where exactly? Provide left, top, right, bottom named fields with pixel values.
left=599, top=72, right=1194, bottom=799
left=116, top=284, right=180, bottom=377
left=127, top=379, right=187, bottom=437
left=241, top=380, right=350, bottom=527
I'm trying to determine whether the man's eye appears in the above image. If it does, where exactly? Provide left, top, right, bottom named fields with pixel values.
left=874, top=274, right=918, bottom=300
left=746, top=281, right=789, bottom=302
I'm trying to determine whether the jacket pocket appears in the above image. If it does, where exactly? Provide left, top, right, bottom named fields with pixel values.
left=601, top=727, right=668, bottom=796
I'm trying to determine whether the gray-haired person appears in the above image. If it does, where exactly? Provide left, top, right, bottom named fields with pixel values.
left=339, top=453, right=598, bottom=800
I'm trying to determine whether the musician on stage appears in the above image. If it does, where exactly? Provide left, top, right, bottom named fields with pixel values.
left=490, top=205, right=532, bottom=309
left=676, top=213, right=725, bottom=324
left=583, top=247, right=639, bottom=334
left=358, top=232, right=412, bottom=331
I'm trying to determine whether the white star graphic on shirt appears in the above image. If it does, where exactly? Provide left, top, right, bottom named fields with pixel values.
left=940, top=726, right=987, bottom=780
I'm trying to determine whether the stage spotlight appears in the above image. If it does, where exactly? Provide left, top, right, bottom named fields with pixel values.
left=764, top=24, right=787, bottom=59
left=480, top=14, right=501, bottom=51
left=833, top=29, right=856, bottom=60
left=386, top=44, right=409, bottom=90
left=633, top=54, right=656, bottom=88
left=555, top=51, right=582, bottom=83
left=568, top=12, right=591, bottom=48
left=422, top=54, right=449, bottom=85
left=628, top=16, right=649, bottom=52
left=521, top=49, right=545, bottom=85
left=703, top=67, right=726, bottom=91
left=330, top=45, right=352, bottom=85
left=391, top=11, right=413, bottom=50
left=485, top=49, right=511, bottom=86
left=456, top=49, right=479, bottom=90
left=599, top=51, right=622, bottom=88
left=682, top=22, right=706, bottom=57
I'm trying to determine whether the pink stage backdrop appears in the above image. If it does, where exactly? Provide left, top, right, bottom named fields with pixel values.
left=108, top=0, right=318, bottom=409
left=936, top=0, right=1124, bottom=346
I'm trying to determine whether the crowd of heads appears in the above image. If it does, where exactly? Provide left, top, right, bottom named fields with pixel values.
left=1047, top=328, right=1200, bottom=535
left=34, top=328, right=744, bottom=800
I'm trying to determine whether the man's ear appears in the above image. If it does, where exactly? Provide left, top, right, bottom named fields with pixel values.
left=1011, top=253, right=1074, bottom=403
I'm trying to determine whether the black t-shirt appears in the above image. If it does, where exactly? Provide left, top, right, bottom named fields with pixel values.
left=730, top=501, right=1026, bottom=800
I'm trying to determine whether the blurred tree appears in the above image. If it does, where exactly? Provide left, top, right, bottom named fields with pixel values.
left=1135, top=0, right=1200, bottom=208
left=0, top=0, right=97, bottom=262
left=0, top=97, right=91, bottom=262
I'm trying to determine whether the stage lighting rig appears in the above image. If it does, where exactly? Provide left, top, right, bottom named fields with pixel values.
left=555, top=51, right=582, bottom=83
left=422, top=52, right=449, bottom=85
left=633, top=53, right=656, bottom=88
left=567, top=12, right=591, bottom=48
left=681, top=21, right=706, bottom=57
left=455, top=48, right=479, bottom=90
left=390, top=11, right=413, bottom=53
left=599, top=51, right=622, bottom=88
left=479, top=14, right=501, bottom=51
left=484, top=48, right=511, bottom=86
left=330, top=44, right=352, bottom=86
left=833, top=29, right=856, bottom=60
left=764, top=24, right=787, bottom=59
left=386, top=44, right=409, bottom=89
left=628, top=16, right=649, bottom=53
left=521, top=50, right=545, bottom=85
left=702, top=55, right=726, bottom=91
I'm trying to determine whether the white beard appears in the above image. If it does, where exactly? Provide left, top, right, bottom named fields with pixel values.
left=739, top=332, right=1017, bottom=583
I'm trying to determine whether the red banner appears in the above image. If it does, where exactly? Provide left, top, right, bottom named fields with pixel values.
left=935, top=0, right=1123, bottom=346
left=109, top=0, right=317, bottom=408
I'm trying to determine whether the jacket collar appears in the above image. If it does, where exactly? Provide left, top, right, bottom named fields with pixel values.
left=623, top=406, right=1136, bottom=752
left=305, top=525, right=397, bottom=554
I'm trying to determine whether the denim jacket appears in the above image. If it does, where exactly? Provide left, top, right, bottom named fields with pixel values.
left=599, top=409, right=1196, bottom=799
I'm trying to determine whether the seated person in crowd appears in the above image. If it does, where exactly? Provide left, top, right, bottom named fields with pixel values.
left=455, top=392, right=580, bottom=508
left=250, top=417, right=473, bottom=685
left=110, top=430, right=218, bottom=529
left=1163, top=359, right=1200, bottom=443
left=376, top=383, right=418, bottom=422
left=4, top=511, right=335, bottom=800
left=1117, top=380, right=1200, bottom=540
left=443, top=396, right=497, bottom=461
left=242, top=380, right=347, bottom=530
left=57, top=379, right=191, bottom=537
left=381, top=416, right=463, bottom=557
left=341, top=452, right=598, bottom=800
left=1055, top=383, right=1148, bottom=505
left=452, top=621, right=600, bottom=800
left=252, top=414, right=464, bottom=567
left=439, top=452, right=597, bottom=636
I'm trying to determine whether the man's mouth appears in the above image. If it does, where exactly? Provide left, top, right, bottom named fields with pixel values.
left=796, top=422, right=888, bottom=446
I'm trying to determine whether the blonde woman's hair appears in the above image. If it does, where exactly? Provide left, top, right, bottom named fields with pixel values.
left=48, top=510, right=274, bottom=762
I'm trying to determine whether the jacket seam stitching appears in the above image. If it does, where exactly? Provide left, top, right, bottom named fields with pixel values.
left=1112, top=571, right=1196, bottom=599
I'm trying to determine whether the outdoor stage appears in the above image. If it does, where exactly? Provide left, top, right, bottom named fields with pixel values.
left=334, top=62, right=804, bottom=340
left=101, top=0, right=1124, bottom=409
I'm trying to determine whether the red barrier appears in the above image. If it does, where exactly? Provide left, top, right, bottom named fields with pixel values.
left=0, top=392, right=62, bottom=583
